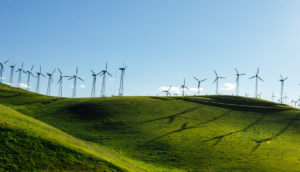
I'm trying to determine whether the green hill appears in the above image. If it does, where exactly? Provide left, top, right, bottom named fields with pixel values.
left=1, top=83, right=300, bottom=171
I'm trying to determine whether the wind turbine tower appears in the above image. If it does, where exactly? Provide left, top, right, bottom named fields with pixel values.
left=179, top=79, right=189, bottom=96
left=118, top=63, right=127, bottom=96
left=0, top=60, right=9, bottom=83
left=213, top=70, right=225, bottom=95
left=99, top=62, right=112, bottom=97
left=16, top=62, right=25, bottom=89
left=69, top=67, right=84, bottom=98
left=9, top=63, right=17, bottom=86
left=245, top=92, right=250, bottom=97
left=193, top=76, right=206, bottom=96
left=57, top=68, right=71, bottom=97
left=279, top=75, right=288, bottom=104
left=162, top=85, right=172, bottom=96
left=25, top=65, right=35, bottom=92
left=235, top=68, right=246, bottom=96
left=90, top=69, right=101, bottom=97
left=36, top=65, right=46, bottom=94
left=249, top=68, right=264, bottom=98
left=46, top=69, right=56, bottom=96
left=283, top=94, right=288, bottom=104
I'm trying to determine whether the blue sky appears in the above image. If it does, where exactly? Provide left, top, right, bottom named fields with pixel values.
left=1, top=0, right=300, bottom=103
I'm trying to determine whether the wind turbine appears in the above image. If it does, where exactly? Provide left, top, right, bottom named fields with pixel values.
left=69, top=67, right=84, bottom=98
left=213, top=70, right=225, bottom=95
left=119, top=63, right=127, bottom=96
left=36, top=65, right=46, bottom=94
left=90, top=69, right=101, bottom=97
left=279, top=75, right=288, bottom=104
left=271, top=93, right=276, bottom=102
left=258, top=93, right=262, bottom=98
left=179, top=79, right=189, bottom=96
left=9, top=63, right=17, bottom=86
left=99, top=62, right=112, bottom=97
left=0, top=60, right=9, bottom=83
left=193, top=76, right=206, bottom=96
left=57, top=68, right=71, bottom=97
left=245, top=92, right=250, bottom=97
left=46, top=69, right=56, bottom=96
left=249, top=68, right=264, bottom=98
left=16, top=62, right=25, bottom=89
left=25, top=65, right=35, bottom=92
left=162, top=85, right=172, bottom=96
left=235, top=68, right=246, bottom=96
left=283, top=94, right=288, bottom=104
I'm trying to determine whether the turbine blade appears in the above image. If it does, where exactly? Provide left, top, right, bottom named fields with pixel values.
left=236, top=76, right=239, bottom=82
left=31, top=73, right=35, bottom=77
left=68, top=76, right=75, bottom=80
left=235, top=68, right=238, bottom=74
left=193, top=76, right=199, bottom=81
left=258, top=77, right=264, bottom=82
left=201, top=79, right=207, bottom=82
left=220, top=77, right=225, bottom=79
left=51, top=77, right=53, bottom=83
left=31, top=65, right=34, bottom=71
left=184, top=78, right=185, bottom=85
left=90, top=69, right=95, bottom=74
left=100, top=73, right=104, bottom=77
left=107, top=72, right=112, bottom=77
left=78, top=77, right=84, bottom=81
left=76, top=67, right=78, bottom=75
left=40, top=65, right=41, bottom=72
left=106, top=62, right=107, bottom=70
left=22, top=62, right=24, bottom=68
left=284, top=77, right=288, bottom=80
left=3, top=60, right=9, bottom=64
left=64, top=76, right=71, bottom=77
left=57, top=77, right=62, bottom=84
left=280, top=75, right=283, bottom=79
left=249, top=76, right=255, bottom=79
left=97, top=71, right=102, bottom=75
left=240, top=73, right=246, bottom=75
left=185, top=86, right=190, bottom=90
left=125, top=66, right=127, bottom=69
left=168, top=85, right=172, bottom=91
left=41, top=74, right=46, bottom=77
left=213, top=78, right=217, bottom=84
left=257, top=67, right=259, bottom=75
left=52, top=69, right=56, bottom=75
left=58, top=68, right=62, bottom=75
left=214, top=70, right=217, bottom=76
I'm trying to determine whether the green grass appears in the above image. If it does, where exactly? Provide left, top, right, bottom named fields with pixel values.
left=1, top=83, right=300, bottom=171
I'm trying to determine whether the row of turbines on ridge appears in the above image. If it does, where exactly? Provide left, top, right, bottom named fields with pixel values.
left=161, top=68, right=297, bottom=106
left=0, top=60, right=127, bottom=98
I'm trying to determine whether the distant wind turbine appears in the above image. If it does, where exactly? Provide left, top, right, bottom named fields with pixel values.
left=249, top=68, right=264, bottom=98
left=271, top=93, right=276, bottom=102
left=235, top=68, right=246, bottom=96
left=0, top=60, right=9, bottom=83
left=279, top=75, right=288, bottom=104
left=69, top=67, right=84, bottom=98
left=99, top=62, right=112, bottom=97
left=283, top=94, right=288, bottom=104
left=46, top=69, right=56, bottom=96
left=213, top=70, right=225, bottom=95
left=16, top=62, right=25, bottom=89
left=90, top=69, right=101, bottom=97
left=193, top=76, right=206, bottom=96
left=245, top=92, right=250, bottom=97
left=9, top=63, right=17, bottom=86
left=36, top=65, right=46, bottom=94
left=162, top=85, right=172, bottom=96
left=25, top=65, right=35, bottom=92
left=179, top=79, right=189, bottom=96
left=57, top=68, right=71, bottom=97
left=258, top=93, right=262, bottom=98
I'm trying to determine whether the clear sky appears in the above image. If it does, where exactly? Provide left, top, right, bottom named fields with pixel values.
left=1, top=0, right=300, bottom=103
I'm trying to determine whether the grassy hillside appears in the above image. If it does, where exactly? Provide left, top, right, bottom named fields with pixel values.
left=1, top=83, right=300, bottom=171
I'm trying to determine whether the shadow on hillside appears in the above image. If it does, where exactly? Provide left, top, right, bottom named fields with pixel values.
left=201, top=114, right=266, bottom=147
left=138, top=105, right=204, bottom=125
left=142, top=110, right=232, bottom=145
left=250, top=118, right=295, bottom=153
left=175, top=97, right=290, bottom=113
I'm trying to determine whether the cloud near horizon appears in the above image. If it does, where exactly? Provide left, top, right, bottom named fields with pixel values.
left=159, top=86, right=203, bottom=92
left=221, top=83, right=236, bottom=90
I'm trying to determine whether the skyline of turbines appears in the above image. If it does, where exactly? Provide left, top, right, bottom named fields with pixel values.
left=1, top=60, right=300, bottom=108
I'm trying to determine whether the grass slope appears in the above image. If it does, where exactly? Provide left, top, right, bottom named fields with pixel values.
left=0, top=104, right=125, bottom=171
left=1, top=83, right=300, bottom=171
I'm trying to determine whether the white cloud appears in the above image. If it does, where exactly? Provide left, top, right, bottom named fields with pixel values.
left=274, top=93, right=281, bottom=98
left=3, top=82, right=11, bottom=86
left=221, top=83, right=236, bottom=90
left=0, top=77, right=5, bottom=79
left=71, top=85, right=74, bottom=88
left=80, top=85, right=85, bottom=88
left=159, top=86, right=203, bottom=92
left=109, top=78, right=115, bottom=81
left=18, top=83, right=30, bottom=88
